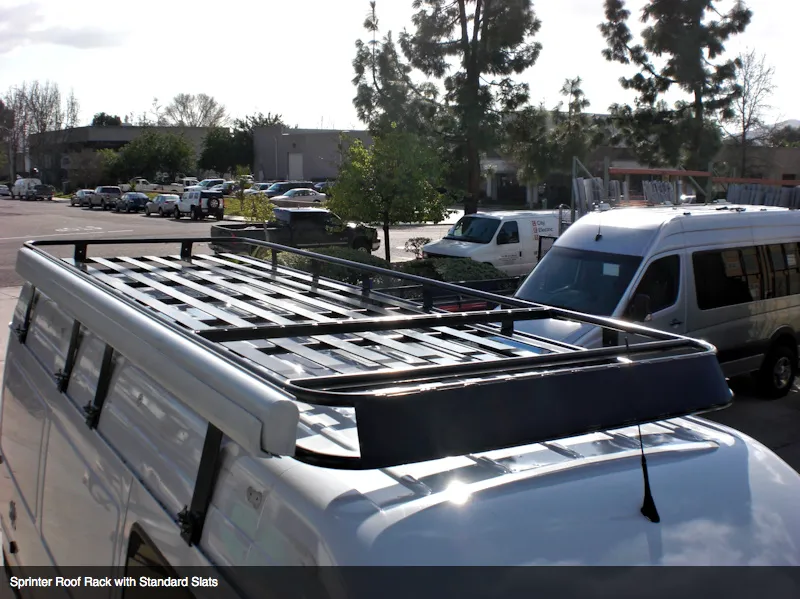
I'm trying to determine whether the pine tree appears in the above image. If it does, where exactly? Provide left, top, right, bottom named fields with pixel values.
left=599, top=0, right=752, bottom=174
left=353, top=1, right=542, bottom=214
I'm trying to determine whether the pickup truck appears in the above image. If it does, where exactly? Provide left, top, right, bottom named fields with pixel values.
left=209, top=207, right=380, bottom=255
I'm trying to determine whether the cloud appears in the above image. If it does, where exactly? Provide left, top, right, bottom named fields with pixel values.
left=0, top=2, right=125, bottom=54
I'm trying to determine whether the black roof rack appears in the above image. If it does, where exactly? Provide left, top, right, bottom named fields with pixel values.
left=19, top=236, right=732, bottom=469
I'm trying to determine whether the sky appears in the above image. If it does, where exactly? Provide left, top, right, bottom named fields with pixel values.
left=0, top=0, right=796, bottom=130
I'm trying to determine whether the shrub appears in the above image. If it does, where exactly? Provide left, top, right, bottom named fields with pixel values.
left=243, top=191, right=275, bottom=223
left=255, top=245, right=391, bottom=285
left=404, top=236, right=432, bottom=259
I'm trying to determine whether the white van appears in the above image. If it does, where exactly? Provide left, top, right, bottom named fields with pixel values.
left=422, top=210, right=571, bottom=276
left=11, top=178, right=42, bottom=200
left=512, top=204, right=800, bottom=397
left=4, top=235, right=800, bottom=584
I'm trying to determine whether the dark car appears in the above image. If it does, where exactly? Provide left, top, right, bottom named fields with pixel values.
left=210, top=207, right=380, bottom=254
left=265, top=181, right=315, bottom=198
left=32, top=184, right=54, bottom=201
left=116, top=192, right=149, bottom=213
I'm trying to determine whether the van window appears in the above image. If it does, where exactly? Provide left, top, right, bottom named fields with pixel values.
left=496, top=221, right=520, bottom=245
left=124, top=528, right=195, bottom=599
left=628, top=255, right=680, bottom=315
left=515, top=246, right=643, bottom=316
left=693, top=248, right=762, bottom=310
left=445, top=216, right=500, bottom=245
left=26, top=292, right=73, bottom=375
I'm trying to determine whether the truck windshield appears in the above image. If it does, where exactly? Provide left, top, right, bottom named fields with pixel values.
left=444, top=216, right=500, bottom=244
left=515, top=246, right=643, bottom=316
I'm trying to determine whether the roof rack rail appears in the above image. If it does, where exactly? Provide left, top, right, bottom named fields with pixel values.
left=18, top=236, right=732, bottom=470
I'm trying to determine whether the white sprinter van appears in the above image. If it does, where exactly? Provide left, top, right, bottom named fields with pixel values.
left=422, top=210, right=571, bottom=276
left=2, top=235, right=800, bottom=597
left=512, top=204, right=800, bottom=397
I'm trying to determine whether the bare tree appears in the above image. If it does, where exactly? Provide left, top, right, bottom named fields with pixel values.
left=163, top=93, right=227, bottom=127
left=727, top=49, right=776, bottom=176
left=64, top=89, right=80, bottom=129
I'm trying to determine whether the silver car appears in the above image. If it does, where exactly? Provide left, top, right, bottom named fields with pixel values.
left=144, top=193, right=180, bottom=217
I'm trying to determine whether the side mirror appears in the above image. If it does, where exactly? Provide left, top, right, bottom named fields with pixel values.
left=628, top=293, right=652, bottom=322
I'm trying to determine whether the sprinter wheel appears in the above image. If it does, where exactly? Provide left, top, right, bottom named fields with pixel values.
left=757, top=343, right=797, bottom=399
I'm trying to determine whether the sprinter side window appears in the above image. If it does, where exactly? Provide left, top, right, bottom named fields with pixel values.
left=693, top=248, right=761, bottom=310
left=765, top=244, right=795, bottom=298
left=630, top=255, right=680, bottom=314
left=123, top=527, right=195, bottom=599
left=496, top=221, right=519, bottom=245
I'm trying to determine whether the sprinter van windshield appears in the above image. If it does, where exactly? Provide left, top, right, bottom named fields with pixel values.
left=516, top=246, right=643, bottom=316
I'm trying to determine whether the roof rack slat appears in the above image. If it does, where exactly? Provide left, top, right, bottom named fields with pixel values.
left=90, top=257, right=253, bottom=327
left=79, top=262, right=212, bottom=330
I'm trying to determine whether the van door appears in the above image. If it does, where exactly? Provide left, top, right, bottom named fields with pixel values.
left=494, top=220, right=523, bottom=274
left=622, top=252, right=687, bottom=335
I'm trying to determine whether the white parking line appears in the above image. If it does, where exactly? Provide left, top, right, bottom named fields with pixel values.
left=0, top=229, right=134, bottom=241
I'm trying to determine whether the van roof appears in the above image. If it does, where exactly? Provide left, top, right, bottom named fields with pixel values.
left=472, top=210, right=569, bottom=220
left=556, top=204, right=800, bottom=256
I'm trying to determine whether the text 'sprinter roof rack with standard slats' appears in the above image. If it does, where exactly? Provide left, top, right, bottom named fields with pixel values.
left=17, top=236, right=732, bottom=470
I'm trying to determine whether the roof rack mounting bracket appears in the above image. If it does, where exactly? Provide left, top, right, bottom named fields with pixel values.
left=178, top=422, right=224, bottom=546
left=180, top=241, right=193, bottom=262
left=74, top=242, right=88, bottom=263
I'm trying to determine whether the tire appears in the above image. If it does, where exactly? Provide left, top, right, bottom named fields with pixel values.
left=173, top=207, right=181, bottom=220
left=215, top=210, right=224, bottom=221
left=101, top=200, right=106, bottom=210
left=353, top=240, right=370, bottom=253
left=115, top=203, right=121, bottom=212
left=756, top=343, right=798, bottom=399
left=208, top=198, right=219, bottom=210
left=158, top=208, right=164, bottom=217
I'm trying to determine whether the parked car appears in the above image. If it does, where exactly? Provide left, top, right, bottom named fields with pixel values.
left=173, top=189, right=224, bottom=220
left=90, top=186, right=123, bottom=210
left=119, top=177, right=156, bottom=192
left=210, top=207, right=380, bottom=254
left=186, top=178, right=225, bottom=192
left=272, top=188, right=326, bottom=203
left=423, top=210, right=572, bottom=276
left=210, top=181, right=238, bottom=195
left=265, top=180, right=315, bottom=198
left=70, top=189, right=95, bottom=207
left=314, top=181, right=332, bottom=193
left=144, top=194, right=180, bottom=216
left=115, top=192, right=150, bottom=213
left=244, top=182, right=272, bottom=196
left=0, top=184, right=11, bottom=198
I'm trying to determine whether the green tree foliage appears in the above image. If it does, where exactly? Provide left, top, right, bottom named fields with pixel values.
left=199, top=127, right=235, bottom=175
left=768, top=126, right=800, bottom=149
left=503, top=104, right=554, bottom=206
left=549, top=77, right=606, bottom=170
left=97, top=148, right=123, bottom=182
left=104, top=130, right=195, bottom=182
left=353, top=0, right=542, bottom=214
left=91, top=112, right=122, bottom=127
left=599, top=0, right=752, bottom=174
left=232, top=112, right=286, bottom=171
left=326, top=126, right=449, bottom=261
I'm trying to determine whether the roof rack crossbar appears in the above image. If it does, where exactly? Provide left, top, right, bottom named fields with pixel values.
left=196, top=307, right=553, bottom=343
left=19, top=237, right=733, bottom=470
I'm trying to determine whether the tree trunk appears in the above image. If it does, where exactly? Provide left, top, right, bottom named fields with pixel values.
left=741, top=132, right=747, bottom=177
left=383, top=220, right=391, bottom=263
left=692, top=89, right=707, bottom=200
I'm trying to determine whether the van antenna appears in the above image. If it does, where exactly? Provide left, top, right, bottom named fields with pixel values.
left=595, top=211, right=603, bottom=242
left=638, top=423, right=661, bottom=523
left=624, top=333, right=660, bottom=523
